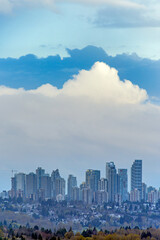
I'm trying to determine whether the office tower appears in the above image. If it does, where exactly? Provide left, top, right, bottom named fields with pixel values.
left=12, top=173, right=26, bottom=198
left=118, top=169, right=128, bottom=202
left=11, top=177, right=17, bottom=198
left=106, top=162, right=117, bottom=202
left=16, top=173, right=26, bottom=192
left=36, top=167, right=45, bottom=190
left=25, top=172, right=37, bottom=199
left=98, top=178, right=108, bottom=192
left=41, top=175, right=51, bottom=199
left=55, top=177, right=65, bottom=200
left=131, top=160, right=142, bottom=200
left=142, top=183, right=147, bottom=202
left=51, top=169, right=66, bottom=200
left=86, top=169, right=100, bottom=192
left=51, top=169, right=60, bottom=199
left=67, top=175, right=77, bottom=201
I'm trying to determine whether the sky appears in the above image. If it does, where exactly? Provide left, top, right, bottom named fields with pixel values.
left=0, top=0, right=160, bottom=191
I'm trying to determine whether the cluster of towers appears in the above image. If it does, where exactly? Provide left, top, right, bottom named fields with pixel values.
left=10, top=160, right=143, bottom=204
left=11, top=168, right=65, bottom=201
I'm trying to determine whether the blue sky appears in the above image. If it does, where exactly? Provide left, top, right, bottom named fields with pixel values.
left=0, top=0, right=160, bottom=191
left=0, top=0, right=160, bottom=59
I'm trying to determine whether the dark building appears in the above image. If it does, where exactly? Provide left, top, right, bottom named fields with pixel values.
left=131, top=160, right=142, bottom=200
left=86, top=169, right=100, bottom=192
left=118, top=169, right=128, bottom=202
left=106, top=162, right=118, bottom=202
left=25, top=172, right=37, bottom=199
left=67, top=174, right=77, bottom=201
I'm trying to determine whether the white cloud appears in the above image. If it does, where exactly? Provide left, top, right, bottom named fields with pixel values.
left=0, top=0, right=144, bottom=14
left=29, top=84, right=58, bottom=97
left=0, top=62, right=159, bottom=190
left=0, top=86, right=25, bottom=95
left=0, top=62, right=147, bottom=103
left=61, top=62, right=147, bottom=104
left=95, top=3, right=160, bottom=28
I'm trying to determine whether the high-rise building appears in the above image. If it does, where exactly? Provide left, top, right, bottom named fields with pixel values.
left=131, top=160, right=142, bottom=200
left=41, top=174, right=51, bottom=199
left=86, top=169, right=100, bottom=192
left=25, top=172, right=37, bottom=199
left=118, top=169, right=128, bottom=202
left=51, top=169, right=66, bottom=200
left=106, top=162, right=117, bottom=202
left=51, top=169, right=60, bottom=199
left=142, top=183, right=147, bottom=202
left=36, top=167, right=45, bottom=190
left=11, top=176, right=17, bottom=198
left=16, top=173, right=26, bottom=192
left=98, top=178, right=108, bottom=192
left=67, top=175, right=77, bottom=201
left=55, top=177, right=65, bottom=200
left=11, top=173, right=26, bottom=198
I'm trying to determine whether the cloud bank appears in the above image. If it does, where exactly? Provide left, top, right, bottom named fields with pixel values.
left=95, top=5, right=160, bottom=28
left=0, top=46, right=160, bottom=97
left=1, top=0, right=160, bottom=29
left=0, top=62, right=147, bottom=103
left=0, top=62, right=159, bottom=191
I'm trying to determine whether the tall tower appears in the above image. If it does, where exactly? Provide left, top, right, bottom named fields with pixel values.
left=131, top=160, right=142, bottom=200
left=36, top=167, right=45, bottom=190
left=118, top=169, right=128, bottom=202
left=26, top=172, right=37, bottom=199
left=106, top=162, right=117, bottom=202
left=41, top=174, right=51, bottom=199
left=67, top=175, right=77, bottom=201
left=51, top=169, right=60, bottom=199
left=51, top=169, right=65, bottom=200
left=86, top=169, right=100, bottom=192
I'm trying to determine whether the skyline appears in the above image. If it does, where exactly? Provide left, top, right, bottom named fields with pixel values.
left=4, top=159, right=159, bottom=204
left=0, top=158, right=149, bottom=193
left=7, top=160, right=141, bottom=199
left=0, top=1, right=160, bottom=193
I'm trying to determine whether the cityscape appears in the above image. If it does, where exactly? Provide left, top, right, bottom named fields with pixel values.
left=0, top=160, right=157, bottom=205
left=0, top=0, right=160, bottom=235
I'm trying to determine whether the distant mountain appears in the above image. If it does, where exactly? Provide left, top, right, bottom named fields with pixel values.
left=0, top=45, right=159, bottom=97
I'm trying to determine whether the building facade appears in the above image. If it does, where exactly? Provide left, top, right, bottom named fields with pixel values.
left=131, top=160, right=142, bottom=200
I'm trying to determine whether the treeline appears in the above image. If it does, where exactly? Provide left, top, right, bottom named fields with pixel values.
left=0, top=225, right=160, bottom=240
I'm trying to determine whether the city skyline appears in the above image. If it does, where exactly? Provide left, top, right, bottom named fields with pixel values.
left=0, top=157, right=152, bottom=192
left=0, top=0, right=160, bottom=196
left=4, top=158, right=158, bottom=204
left=1, top=159, right=146, bottom=201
